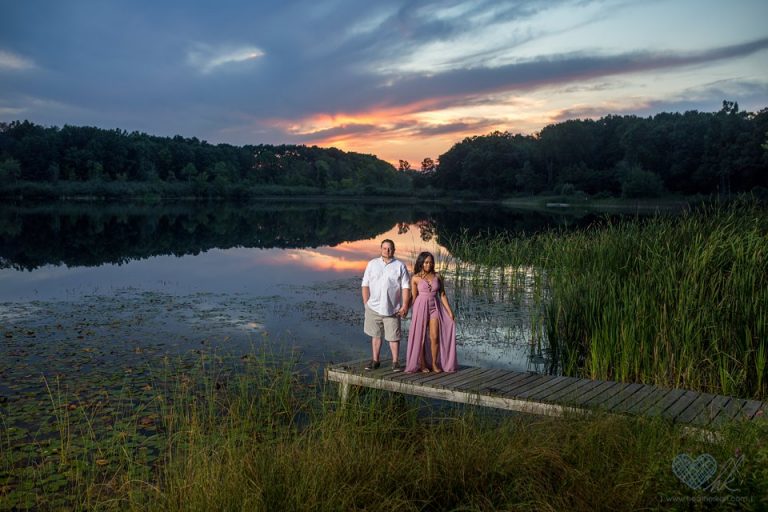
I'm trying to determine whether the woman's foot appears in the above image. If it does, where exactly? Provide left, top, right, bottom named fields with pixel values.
left=432, top=367, right=442, bottom=374
left=420, top=367, right=431, bottom=373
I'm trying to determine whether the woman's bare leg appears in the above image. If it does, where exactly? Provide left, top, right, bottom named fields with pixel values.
left=417, top=338, right=428, bottom=372
left=429, top=317, right=441, bottom=373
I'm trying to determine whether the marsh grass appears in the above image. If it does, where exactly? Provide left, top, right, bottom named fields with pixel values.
left=4, top=350, right=766, bottom=511
left=447, top=201, right=768, bottom=399
left=0, top=350, right=291, bottom=510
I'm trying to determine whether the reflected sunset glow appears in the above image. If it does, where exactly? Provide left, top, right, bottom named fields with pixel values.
left=256, top=224, right=448, bottom=274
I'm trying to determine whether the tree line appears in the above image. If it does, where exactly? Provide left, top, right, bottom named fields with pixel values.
left=1, top=101, right=766, bottom=199
left=425, top=101, right=768, bottom=198
left=0, top=121, right=408, bottom=197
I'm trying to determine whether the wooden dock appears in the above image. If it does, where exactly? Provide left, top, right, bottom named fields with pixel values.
left=325, top=359, right=767, bottom=428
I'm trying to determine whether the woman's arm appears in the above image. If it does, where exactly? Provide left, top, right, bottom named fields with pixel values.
left=437, top=275, right=454, bottom=320
left=410, top=275, right=419, bottom=303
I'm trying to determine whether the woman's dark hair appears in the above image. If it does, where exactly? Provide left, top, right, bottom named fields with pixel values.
left=413, top=251, right=434, bottom=275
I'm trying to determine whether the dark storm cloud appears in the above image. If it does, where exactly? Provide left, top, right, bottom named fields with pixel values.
left=374, top=37, right=768, bottom=108
left=409, top=120, right=503, bottom=137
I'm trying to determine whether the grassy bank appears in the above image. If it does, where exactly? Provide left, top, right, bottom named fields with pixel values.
left=448, top=201, right=768, bottom=400
left=501, top=194, right=711, bottom=214
left=0, top=180, right=427, bottom=201
left=2, top=353, right=766, bottom=511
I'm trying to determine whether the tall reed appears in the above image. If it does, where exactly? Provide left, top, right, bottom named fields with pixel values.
left=447, top=201, right=768, bottom=399
left=5, top=347, right=768, bottom=510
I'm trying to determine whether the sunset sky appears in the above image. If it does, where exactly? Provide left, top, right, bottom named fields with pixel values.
left=2, top=0, right=767, bottom=167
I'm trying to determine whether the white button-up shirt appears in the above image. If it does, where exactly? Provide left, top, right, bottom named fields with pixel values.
left=362, top=257, right=410, bottom=316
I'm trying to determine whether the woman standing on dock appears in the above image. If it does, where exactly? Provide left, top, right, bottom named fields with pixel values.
left=405, top=252, right=458, bottom=373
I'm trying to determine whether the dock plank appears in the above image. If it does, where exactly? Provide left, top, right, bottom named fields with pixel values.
left=645, top=388, right=687, bottom=417
left=690, top=395, right=731, bottom=427
left=325, top=360, right=763, bottom=427
left=563, top=381, right=617, bottom=406
left=625, top=388, right=672, bottom=415
left=755, top=403, right=768, bottom=421
left=444, top=369, right=501, bottom=389
left=660, top=391, right=701, bottom=421
left=710, top=398, right=748, bottom=426
left=525, top=376, right=585, bottom=400
left=413, top=367, right=485, bottom=387
left=477, top=372, right=532, bottom=394
left=516, top=376, right=576, bottom=400
left=454, top=369, right=511, bottom=392
left=612, top=385, right=658, bottom=414
left=675, top=393, right=716, bottom=424
left=600, top=383, right=645, bottom=411
left=493, top=374, right=543, bottom=396
left=582, top=383, right=630, bottom=408
left=402, top=368, right=487, bottom=390
left=530, top=377, right=590, bottom=402
left=392, top=369, right=451, bottom=385
left=500, top=375, right=550, bottom=397
left=408, top=367, right=475, bottom=386
left=739, top=400, right=765, bottom=421
left=405, top=369, right=462, bottom=385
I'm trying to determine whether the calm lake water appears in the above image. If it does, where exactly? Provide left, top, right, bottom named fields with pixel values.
left=0, top=199, right=625, bottom=396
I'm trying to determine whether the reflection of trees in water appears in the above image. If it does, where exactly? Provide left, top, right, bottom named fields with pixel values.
left=0, top=202, right=413, bottom=270
left=0, top=201, right=626, bottom=270
left=396, top=220, right=436, bottom=242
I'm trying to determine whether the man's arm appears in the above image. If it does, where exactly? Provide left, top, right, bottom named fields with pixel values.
left=399, top=288, right=411, bottom=317
left=361, top=260, right=372, bottom=306
left=398, top=264, right=411, bottom=316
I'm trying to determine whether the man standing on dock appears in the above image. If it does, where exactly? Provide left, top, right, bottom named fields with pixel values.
left=362, top=239, right=410, bottom=372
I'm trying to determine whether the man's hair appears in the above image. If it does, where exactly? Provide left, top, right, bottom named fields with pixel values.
left=381, top=239, right=395, bottom=250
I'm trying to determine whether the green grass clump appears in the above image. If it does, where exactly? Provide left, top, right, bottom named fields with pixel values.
left=3, top=352, right=767, bottom=510
left=447, top=201, right=768, bottom=399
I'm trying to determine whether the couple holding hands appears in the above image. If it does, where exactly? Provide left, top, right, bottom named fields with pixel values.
left=361, top=239, right=457, bottom=373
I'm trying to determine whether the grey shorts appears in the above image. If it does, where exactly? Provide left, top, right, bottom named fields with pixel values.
left=364, top=305, right=401, bottom=342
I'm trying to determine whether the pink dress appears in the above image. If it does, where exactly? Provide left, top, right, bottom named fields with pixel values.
left=405, top=275, right=458, bottom=373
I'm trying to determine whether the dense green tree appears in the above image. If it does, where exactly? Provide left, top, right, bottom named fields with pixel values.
left=0, top=121, right=407, bottom=196
left=0, top=158, right=21, bottom=184
left=431, top=103, right=767, bottom=197
left=618, top=163, right=665, bottom=198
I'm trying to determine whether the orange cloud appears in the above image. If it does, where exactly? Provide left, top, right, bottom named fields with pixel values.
left=257, top=91, right=560, bottom=166
left=263, top=105, right=498, bottom=166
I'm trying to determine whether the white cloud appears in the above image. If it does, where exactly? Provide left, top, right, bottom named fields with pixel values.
left=344, top=8, right=395, bottom=39
left=0, top=95, right=84, bottom=122
left=0, top=49, right=36, bottom=71
left=186, top=44, right=265, bottom=74
left=0, top=106, right=26, bottom=116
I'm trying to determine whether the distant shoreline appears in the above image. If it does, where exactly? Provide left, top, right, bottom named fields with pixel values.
left=502, top=195, right=700, bottom=213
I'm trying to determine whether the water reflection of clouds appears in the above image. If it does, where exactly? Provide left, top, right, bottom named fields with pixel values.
left=275, top=249, right=368, bottom=272
left=256, top=224, right=449, bottom=273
